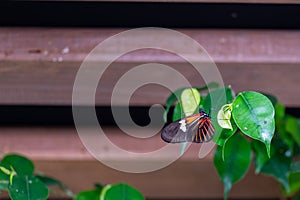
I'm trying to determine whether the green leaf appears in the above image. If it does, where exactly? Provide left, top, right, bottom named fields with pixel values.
left=218, top=104, right=233, bottom=130
left=291, top=162, right=300, bottom=173
left=203, top=87, right=236, bottom=146
left=214, top=133, right=251, bottom=200
left=232, top=91, right=275, bottom=157
left=252, top=140, right=270, bottom=174
left=260, top=138, right=292, bottom=192
left=0, top=171, right=9, bottom=191
left=100, top=183, right=144, bottom=200
left=36, top=175, right=63, bottom=187
left=203, top=86, right=234, bottom=115
left=285, top=115, right=300, bottom=147
left=8, top=175, right=48, bottom=200
left=275, top=102, right=285, bottom=122
left=172, top=102, right=183, bottom=122
left=180, top=88, right=200, bottom=116
left=164, top=88, right=185, bottom=122
left=74, top=189, right=102, bottom=200
left=0, top=166, right=11, bottom=175
left=275, top=103, right=294, bottom=151
left=0, top=167, right=10, bottom=191
left=36, top=175, right=73, bottom=197
left=1, top=154, right=34, bottom=176
left=283, top=172, right=300, bottom=197
left=163, top=82, right=218, bottom=122
left=217, top=123, right=237, bottom=146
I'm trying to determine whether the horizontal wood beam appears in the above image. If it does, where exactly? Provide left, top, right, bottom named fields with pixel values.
left=1, top=28, right=299, bottom=106
left=1, top=28, right=300, bottom=64
left=0, top=62, right=299, bottom=106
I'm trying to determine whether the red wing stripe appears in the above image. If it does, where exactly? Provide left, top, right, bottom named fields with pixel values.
left=202, top=128, right=207, bottom=141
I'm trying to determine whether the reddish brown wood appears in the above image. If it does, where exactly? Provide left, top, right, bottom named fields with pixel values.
left=0, top=62, right=299, bottom=106
left=0, top=28, right=299, bottom=106
left=1, top=28, right=300, bottom=64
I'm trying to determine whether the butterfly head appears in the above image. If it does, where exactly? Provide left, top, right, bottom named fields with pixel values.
left=199, top=109, right=210, bottom=118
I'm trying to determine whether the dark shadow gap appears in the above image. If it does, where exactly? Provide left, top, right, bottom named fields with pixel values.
left=0, top=105, right=298, bottom=127
left=0, top=1, right=300, bottom=28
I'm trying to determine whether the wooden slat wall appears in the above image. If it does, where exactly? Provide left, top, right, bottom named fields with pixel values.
left=0, top=27, right=299, bottom=199
left=1, top=28, right=300, bottom=106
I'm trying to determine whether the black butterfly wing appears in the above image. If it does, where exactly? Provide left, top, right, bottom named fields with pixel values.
left=193, top=117, right=215, bottom=143
left=161, top=113, right=215, bottom=143
left=161, top=114, right=200, bottom=143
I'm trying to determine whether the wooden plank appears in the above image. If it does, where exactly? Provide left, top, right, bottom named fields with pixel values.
left=0, top=62, right=299, bottom=106
left=0, top=127, right=282, bottom=199
left=1, top=28, right=300, bottom=106
left=1, top=28, right=300, bottom=63
left=0, top=126, right=201, bottom=161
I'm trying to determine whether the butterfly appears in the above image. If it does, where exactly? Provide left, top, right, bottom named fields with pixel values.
left=161, top=109, right=215, bottom=143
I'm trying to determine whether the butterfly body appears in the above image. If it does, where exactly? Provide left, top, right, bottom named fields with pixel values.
left=161, top=110, right=215, bottom=143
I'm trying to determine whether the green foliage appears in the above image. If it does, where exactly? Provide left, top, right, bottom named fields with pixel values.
left=74, top=184, right=103, bottom=200
left=0, top=154, right=145, bottom=200
left=259, top=137, right=292, bottom=192
left=203, top=86, right=236, bottom=146
left=8, top=175, right=48, bottom=200
left=180, top=88, right=200, bottom=116
left=232, top=91, right=275, bottom=157
left=214, top=133, right=251, bottom=200
left=0, top=154, right=48, bottom=200
left=100, top=183, right=144, bottom=200
left=74, top=183, right=145, bottom=200
left=163, top=82, right=218, bottom=122
left=36, top=175, right=73, bottom=197
left=1, top=154, right=34, bottom=177
left=163, top=83, right=300, bottom=200
left=285, top=115, right=300, bottom=147
left=252, top=140, right=270, bottom=174
left=172, top=102, right=183, bottom=121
